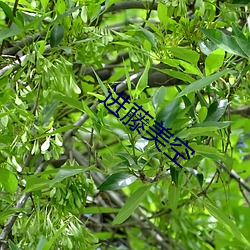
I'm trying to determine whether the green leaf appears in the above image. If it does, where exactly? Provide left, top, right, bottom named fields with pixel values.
left=205, top=49, right=225, bottom=75
left=185, top=167, right=204, bottom=187
left=205, top=99, right=228, bottom=122
left=168, top=47, right=200, bottom=65
left=193, top=145, right=229, bottom=164
left=234, top=36, right=250, bottom=58
left=24, top=177, right=51, bottom=192
left=53, top=92, right=84, bottom=112
left=134, top=59, right=151, bottom=98
left=80, top=206, right=120, bottom=214
left=40, top=0, right=49, bottom=9
left=157, top=1, right=168, bottom=24
left=198, top=106, right=208, bottom=122
left=9, top=241, right=21, bottom=250
left=175, top=126, right=221, bottom=139
left=176, top=69, right=231, bottom=98
left=50, top=24, right=64, bottom=47
left=0, top=168, right=18, bottom=194
left=0, top=26, right=23, bottom=42
left=193, top=121, right=231, bottom=129
left=53, top=5, right=83, bottom=24
left=168, top=182, right=180, bottom=210
left=93, top=70, right=109, bottom=97
left=151, top=86, right=166, bottom=111
left=170, top=165, right=180, bottom=186
left=232, top=0, right=250, bottom=4
left=0, top=1, right=14, bottom=21
left=98, top=172, right=137, bottom=191
left=179, top=61, right=203, bottom=76
left=156, top=99, right=179, bottom=128
left=156, top=67, right=195, bottom=83
left=112, top=185, right=151, bottom=224
left=0, top=209, right=23, bottom=223
left=138, top=27, right=157, bottom=48
left=36, top=235, right=48, bottom=250
left=42, top=223, right=69, bottom=250
left=51, top=166, right=86, bottom=186
left=203, top=201, right=250, bottom=248
left=200, top=28, right=247, bottom=58
left=41, top=101, right=60, bottom=125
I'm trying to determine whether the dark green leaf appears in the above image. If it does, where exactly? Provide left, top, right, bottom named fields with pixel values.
left=0, top=2, right=14, bottom=21
left=185, top=167, right=204, bottom=187
left=205, top=99, right=228, bottom=122
left=170, top=165, right=180, bottom=186
left=50, top=24, right=64, bottom=47
left=98, top=172, right=137, bottom=191
left=138, top=27, right=157, bottom=48
left=200, top=28, right=247, bottom=58
left=151, top=86, right=166, bottom=111
left=232, top=0, right=250, bottom=4
left=156, top=98, right=179, bottom=128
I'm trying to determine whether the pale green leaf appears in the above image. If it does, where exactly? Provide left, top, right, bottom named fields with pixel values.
left=168, top=182, right=180, bottom=210
left=205, top=49, right=225, bottom=75
left=0, top=168, right=18, bottom=194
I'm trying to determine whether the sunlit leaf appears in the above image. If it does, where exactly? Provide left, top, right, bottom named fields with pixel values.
left=200, top=28, right=247, bottom=58
left=98, top=172, right=137, bottom=191
left=0, top=168, right=18, bottom=194
left=205, top=99, right=228, bottom=122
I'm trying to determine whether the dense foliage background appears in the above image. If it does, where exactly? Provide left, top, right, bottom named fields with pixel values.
left=0, top=0, right=250, bottom=249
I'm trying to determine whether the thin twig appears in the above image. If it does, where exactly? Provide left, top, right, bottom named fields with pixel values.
left=141, top=0, right=156, bottom=28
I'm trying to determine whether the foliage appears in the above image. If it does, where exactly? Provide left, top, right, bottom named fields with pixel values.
left=0, top=0, right=250, bottom=249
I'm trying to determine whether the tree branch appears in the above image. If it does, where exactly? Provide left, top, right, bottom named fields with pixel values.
left=0, top=161, right=49, bottom=241
left=219, top=163, right=250, bottom=193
